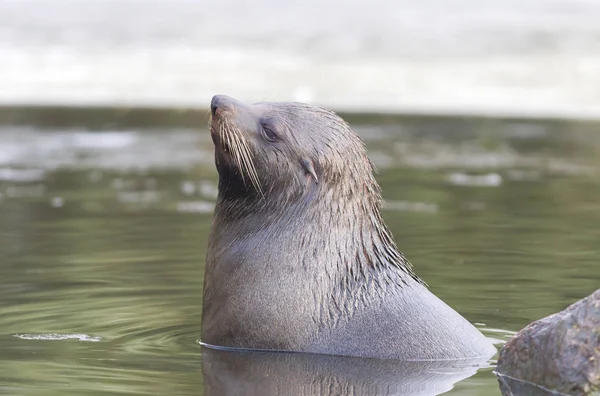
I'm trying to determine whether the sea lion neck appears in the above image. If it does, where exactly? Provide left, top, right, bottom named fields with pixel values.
left=210, top=162, right=424, bottom=287
left=207, top=171, right=426, bottom=336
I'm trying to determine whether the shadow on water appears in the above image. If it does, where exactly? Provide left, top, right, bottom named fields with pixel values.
left=201, top=347, right=493, bottom=396
left=0, top=106, right=599, bottom=395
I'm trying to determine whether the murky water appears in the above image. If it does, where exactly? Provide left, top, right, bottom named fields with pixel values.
left=1, top=109, right=599, bottom=395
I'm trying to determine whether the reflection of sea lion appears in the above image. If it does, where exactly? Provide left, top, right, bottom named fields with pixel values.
left=202, top=347, right=487, bottom=396
left=201, top=95, right=496, bottom=360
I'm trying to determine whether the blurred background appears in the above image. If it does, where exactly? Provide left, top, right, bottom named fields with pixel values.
left=1, top=0, right=600, bottom=116
left=0, top=1, right=599, bottom=395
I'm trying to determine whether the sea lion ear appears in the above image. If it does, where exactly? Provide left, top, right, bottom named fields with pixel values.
left=301, top=158, right=319, bottom=184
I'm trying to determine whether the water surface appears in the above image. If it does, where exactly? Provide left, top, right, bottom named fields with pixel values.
left=0, top=109, right=599, bottom=395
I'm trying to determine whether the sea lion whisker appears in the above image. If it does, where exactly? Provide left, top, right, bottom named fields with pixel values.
left=225, top=122, right=243, bottom=180
left=221, top=116, right=263, bottom=196
left=240, top=139, right=262, bottom=195
left=218, top=122, right=226, bottom=149
left=237, top=134, right=264, bottom=197
left=224, top=122, right=247, bottom=187
left=232, top=132, right=251, bottom=189
left=222, top=122, right=232, bottom=154
left=227, top=122, right=262, bottom=196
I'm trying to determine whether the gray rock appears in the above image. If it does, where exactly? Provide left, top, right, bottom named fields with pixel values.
left=496, top=289, right=600, bottom=396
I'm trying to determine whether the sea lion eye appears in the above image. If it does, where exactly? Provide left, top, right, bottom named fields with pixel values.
left=262, top=125, right=278, bottom=142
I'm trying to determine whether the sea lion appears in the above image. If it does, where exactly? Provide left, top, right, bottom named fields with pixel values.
left=201, top=95, right=496, bottom=360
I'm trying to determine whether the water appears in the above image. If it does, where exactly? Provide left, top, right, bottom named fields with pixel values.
left=0, top=108, right=599, bottom=395
left=1, top=0, right=600, bottom=117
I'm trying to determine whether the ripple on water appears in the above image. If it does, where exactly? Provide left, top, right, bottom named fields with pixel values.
left=13, top=333, right=102, bottom=342
left=0, top=168, right=46, bottom=183
left=448, top=172, right=503, bottom=187
left=383, top=200, right=439, bottom=214
left=479, top=327, right=518, bottom=347
left=0, top=127, right=210, bottom=171
left=72, top=131, right=137, bottom=149
left=176, top=201, right=215, bottom=213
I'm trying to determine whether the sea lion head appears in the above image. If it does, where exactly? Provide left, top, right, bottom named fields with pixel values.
left=209, top=95, right=379, bottom=206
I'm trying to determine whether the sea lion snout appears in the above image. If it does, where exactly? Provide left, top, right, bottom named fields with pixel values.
left=211, top=94, right=244, bottom=117
left=209, top=95, right=258, bottom=148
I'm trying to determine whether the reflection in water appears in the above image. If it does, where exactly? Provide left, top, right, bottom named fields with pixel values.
left=496, top=373, right=558, bottom=396
left=202, top=347, right=490, bottom=396
left=0, top=110, right=599, bottom=395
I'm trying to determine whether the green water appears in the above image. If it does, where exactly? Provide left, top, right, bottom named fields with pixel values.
left=1, top=109, right=599, bottom=395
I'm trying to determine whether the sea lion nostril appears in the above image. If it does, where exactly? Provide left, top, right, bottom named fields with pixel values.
left=210, top=95, right=221, bottom=116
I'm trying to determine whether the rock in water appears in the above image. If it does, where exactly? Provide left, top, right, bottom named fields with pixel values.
left=496, top=289, right=600, bottom=396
